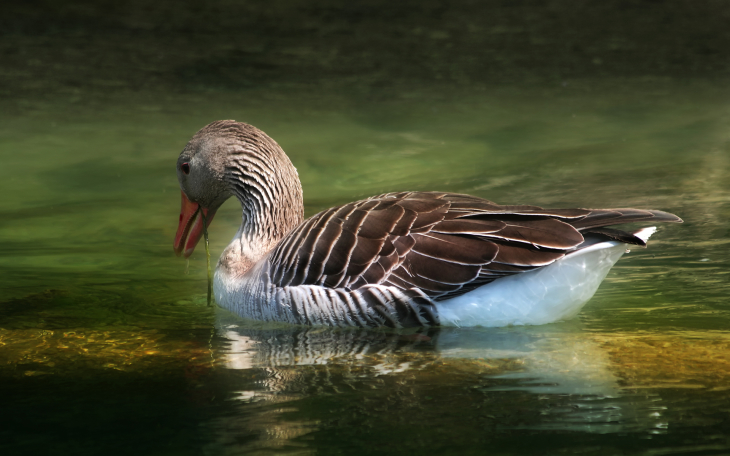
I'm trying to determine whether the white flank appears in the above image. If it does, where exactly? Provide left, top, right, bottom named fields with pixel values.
left=437, top=228, right=657, bottom=327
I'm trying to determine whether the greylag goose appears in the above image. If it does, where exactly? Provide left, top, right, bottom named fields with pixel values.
left=174, top=120, right=682, bottom=328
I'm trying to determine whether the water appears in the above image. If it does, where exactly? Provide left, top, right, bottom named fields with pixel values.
left=2, top=2, right=730, bottom=455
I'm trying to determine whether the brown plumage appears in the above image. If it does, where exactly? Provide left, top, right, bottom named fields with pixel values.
left=268, top=191, right=681, bottom=301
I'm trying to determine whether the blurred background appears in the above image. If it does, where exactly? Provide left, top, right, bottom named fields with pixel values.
left=5, top=0, right=730, bottom=97
left=1, top=1, right=730, bottom=455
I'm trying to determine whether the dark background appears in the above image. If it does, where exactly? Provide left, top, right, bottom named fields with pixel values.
left=3, top=0, right=730, bottom=103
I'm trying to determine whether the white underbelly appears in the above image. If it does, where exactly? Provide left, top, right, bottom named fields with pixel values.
left=437, top=240, right=628, bottom=327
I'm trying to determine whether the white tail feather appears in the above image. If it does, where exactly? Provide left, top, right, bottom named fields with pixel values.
left=634, top=226, right=657, bottom=243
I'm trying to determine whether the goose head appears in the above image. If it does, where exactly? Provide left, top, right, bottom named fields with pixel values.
left=174, top=120, right=304, bottom=260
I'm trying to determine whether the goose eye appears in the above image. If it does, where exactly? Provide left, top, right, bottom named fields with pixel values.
left=181, top=163, right=190, bottom=175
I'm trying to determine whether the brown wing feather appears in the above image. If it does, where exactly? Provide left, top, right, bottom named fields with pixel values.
left=571, top=208, right=682, bottom=229
left=493, top=243, right=565, bottom=267
left=411, top=232, right=498, bottom=265
left=269, top=191, right=681, bottom=300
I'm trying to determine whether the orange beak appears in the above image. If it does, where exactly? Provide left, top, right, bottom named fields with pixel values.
left=174, top=191, right=217, bottom=258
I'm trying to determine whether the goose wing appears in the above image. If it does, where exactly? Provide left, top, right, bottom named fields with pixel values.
left=269, top=192, right=680, bottom=300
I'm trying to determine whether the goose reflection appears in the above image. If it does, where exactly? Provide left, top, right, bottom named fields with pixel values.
left=201, top=308, right=668, bottom=455
left=218, top=311, right=619, bottom=396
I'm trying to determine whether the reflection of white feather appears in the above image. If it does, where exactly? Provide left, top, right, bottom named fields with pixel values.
left=217, top=310, right=666, bottom=435
left=438, top=227, right=657, bottom=327
left=219, top=318, right=621, bottom=397
left=219, top=312, right=622, bottom=397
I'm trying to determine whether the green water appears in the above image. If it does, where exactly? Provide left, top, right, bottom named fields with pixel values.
left=2, top=1, right=730, bottom=455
